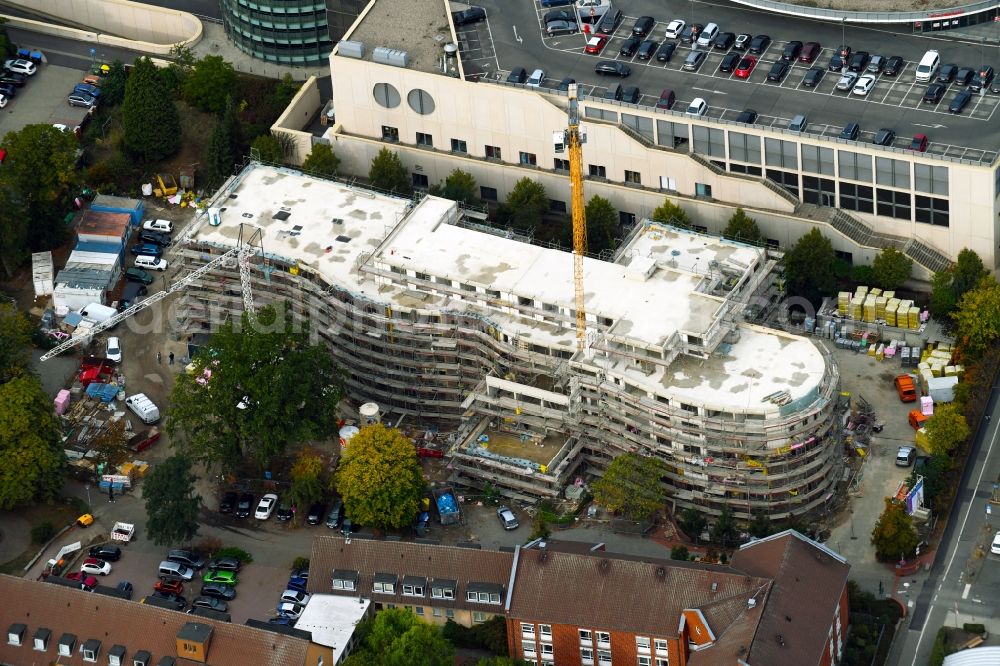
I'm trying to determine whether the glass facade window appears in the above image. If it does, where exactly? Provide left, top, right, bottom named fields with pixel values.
left=692, top=126, right=725, bottom=158
left=407, top=89, right=435, bottom=115
left=764, top=139, right=797, bottom=169
left=373, top=83, right=400, bottom=109
left=220, top=0, right=335, bottom=65
left=729, top=163, right=762, bottom=176
left=728, top=132, right=761, bottom=164
left=656, top=120, right=688, bottom=150
left=915, top=195, right=950, bottom=227
left=801, top=144, right=835, bottom=175
left=589, top=165, right=607, bottom=178
left=838, top=151, right=873, bottom=182
left=877, top=189, right=912, bottom=220
left=914, top=164, right=949, bottom=195
left=622, top=113, right=654, bottom=142
left=802, top=175, right=836, bottom=206
left=585, top=107, right=618, bottom=122
left=840, top=182, right=874, bottom=213
left=876, top=158, right=910, bottom=188
left=766, top=169, right=799, bottom=196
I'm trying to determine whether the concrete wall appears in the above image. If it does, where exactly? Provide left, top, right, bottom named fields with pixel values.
left=271, top=76, right=322, bottom=166
left=0, top=0, right=202, bottom=54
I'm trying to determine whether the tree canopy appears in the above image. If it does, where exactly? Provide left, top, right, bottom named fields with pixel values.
left=592, top=452, right=666, bottom=520
left=335, top=424, right=425, bottom=530
left=678, top=507, right=707, bottom=542
left=344, top=608, right=454, bottom=666
left=0, top=303, right=31, bottom=382
left=250, top=133, right=285, bottom=164
left=871, top=247, right=913, bottom=291
left=0, top=374, right=66, bottom=509
left=585, top=195, right=618, bottom=253
left=302, top=143, right=341, bottom=178
left=182, top=55, right=238, bottom=113
left=122, top=57, right=181, bottom=162
left=710, top=506, right=739, bottom=548
left=143, top=455, right=201, bottom=546
left=166, top=304, right=344, bottom=470
left=723, top=208, right=761, bottom=244
left=783, top=228, right=837, bottom=307
left=952, top=277, right=1000, bottom=359
left=203, top=96, right=242, bottom=188
left=870, top=498, right=918, bottom=561
left=931, top=249, right=988, bottom=320
left=500, top=178, right=547, bottom=232
left=650, top=198, right=691, bottom=228
left=100, top=60, right=128, bottom=106
left=432, top=169, right=477, bottom=205
left=923, top=403, right=970, bottom=455
left=88, top=419, right=130, bottom=482
left=289, top=448, right=327, bottom=516
left=368, top=148, right=410, bottom=194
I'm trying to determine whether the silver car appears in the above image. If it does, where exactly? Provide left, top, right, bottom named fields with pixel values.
left=836, top=71, right=858, bottom=91
left=545, top=19, right=577, bottom=36
left=67, top=92, right=96, bottom=108
left=496, top=506, right=519, bottom=530
left=682, top=50, right=706, bottom=71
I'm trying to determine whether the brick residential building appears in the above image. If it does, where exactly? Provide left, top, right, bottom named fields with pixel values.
left=309, top=530, right=850, bottom=665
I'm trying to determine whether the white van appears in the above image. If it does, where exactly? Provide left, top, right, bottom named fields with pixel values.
left=915, top=50, right=940, bottom=82
left=696, top=23, right=720, bottom=48
left=125, top=393, right=160, bottom=424
left=135, top=255, right=168, bottom=271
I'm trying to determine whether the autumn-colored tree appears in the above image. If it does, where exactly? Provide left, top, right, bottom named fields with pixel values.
left=344, top=608, right=453, bottom=666
left=923, top=403, right=970, bottom=455
left=88, top=419, right=130, bottom=482
left=592, top=452, right=666, bottom=520
left=650, top=198, right=692, bottom=228
left=289, top=448, right=326, bottom=517
left=953, top=277, right=1000, bottom=359
left=870, top=498, right=918, bottom=561
left=335, top=424, right=424, bottom=530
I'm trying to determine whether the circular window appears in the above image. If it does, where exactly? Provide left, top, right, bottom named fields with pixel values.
left=373, top=83, right=400, bottom=108
left=407, top=89, right=435, bottom=115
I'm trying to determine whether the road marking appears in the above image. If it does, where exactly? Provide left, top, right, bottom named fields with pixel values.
left=692, top=86, right=726, bottom=95
left=914, top=123, right=947, bottom=129
left=513, top=26, right=523, bottom=44
left=962, top=583, right=971, bottom=599
left=911, top=418, right=1000, bottom=666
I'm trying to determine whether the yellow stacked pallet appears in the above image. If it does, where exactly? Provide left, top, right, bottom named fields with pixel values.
left=863, top=295, right=877, bottom=322
left=886, top=299, right=900, bottom=327
left=954, top=365, right=965, bottom=378
left=931, top=349, right=952, bottom=363
left=920, top=370, right=933, bottom=392
left=850, top=297, right=863, bottom=320
left=856, top=286, right=869, bottom=300
left=875, top=297, right=887, bottom=321
left=883, top=291, right=895, bottom=300
left=908, top=306, right=920, bottom=329
left=945, top=365, right=957, bottom=376
left=869, top=287, right=883, bottom=298
left=131, top=462, right=150, bottom=478
left=867, top=343, right=877, bottom=357
left=838, top=292, right=851, bottom=316
left=876, top=343, right=885, bottom=361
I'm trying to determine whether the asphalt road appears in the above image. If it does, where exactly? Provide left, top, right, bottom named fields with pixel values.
left=461, top=0, right=1000, bottom=155
left=128, top=0, right=222, bottom=20
left=890, top=387, right=1000, bottom=665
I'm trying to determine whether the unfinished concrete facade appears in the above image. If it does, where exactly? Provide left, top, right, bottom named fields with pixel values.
left=174, top=162, right=842, bottom=521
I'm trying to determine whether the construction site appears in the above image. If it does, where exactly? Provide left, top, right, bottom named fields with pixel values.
left=165, top=159, right=844, bottom=521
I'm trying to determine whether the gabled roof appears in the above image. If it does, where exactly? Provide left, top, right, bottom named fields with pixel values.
left=0, top=575, right=309, bottom=666
left=509, top=547, right=770, bottom=641
left=309, top=536, right=514, bottom=610
left=730, top=530, right=850, bottom=666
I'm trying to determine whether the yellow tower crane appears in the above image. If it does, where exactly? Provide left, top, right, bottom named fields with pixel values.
left=555, top=83, right=588, bottom=351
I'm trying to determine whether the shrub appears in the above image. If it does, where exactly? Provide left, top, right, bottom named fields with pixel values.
left=31, top=521, right=55, bottom=544
left=292, top=556, right=310, bottom=571
left=670, top=545, right=690, bottom=561
left=963, top=623, right=986, bottom=636
left=212, top=546, right=253, bottom=563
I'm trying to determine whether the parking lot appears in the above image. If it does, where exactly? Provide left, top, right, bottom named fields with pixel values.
left=0, top=63, right=92, bottom=136
left=455, top=0, right=1000, bottom=163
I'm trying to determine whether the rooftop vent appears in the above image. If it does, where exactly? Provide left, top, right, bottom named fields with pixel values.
left=373, top=46, right=409, bottom=68
left=776, top=634, right=785, bottom=647
left=444, top=43, right=458, bottom=58
left=656, top=567, right=666, bottom=579
left=338, top=40, right=365, bottom=59
left=599, top=559, right=610, bottom=573
left=228, top=193, right=238, bottom=199
left=241, top=213, right=253, bottom=218
left=747, top=598, right=756, bottom=609
left=331, top=218, right=344, bottom=225
left=273, top=211, right=290, bottom=221
left=711, top=582, right=718, bottom=591
left=335, top=235, right=351, bottom=243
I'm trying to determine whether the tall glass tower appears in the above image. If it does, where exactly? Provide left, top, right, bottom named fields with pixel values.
left=219, top=0, right=338, bottom=65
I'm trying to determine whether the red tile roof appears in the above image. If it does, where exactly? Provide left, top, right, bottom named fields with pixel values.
left=0, top=574, right=310, bottom=666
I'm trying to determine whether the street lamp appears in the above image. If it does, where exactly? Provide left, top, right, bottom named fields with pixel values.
left=841, top=18, right=846, bottom=49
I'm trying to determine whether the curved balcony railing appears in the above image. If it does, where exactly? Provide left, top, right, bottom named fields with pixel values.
left=727, top=0, right=998, bottom=24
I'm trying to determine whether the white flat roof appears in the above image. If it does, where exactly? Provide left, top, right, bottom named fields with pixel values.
left=293, top=594, right=370, bottom=659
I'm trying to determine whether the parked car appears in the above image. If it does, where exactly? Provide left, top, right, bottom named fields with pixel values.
left=828, top=45, right=851, bottom=71
left=621, top=86, right=640, bottom=104
left=80, top=558, right=111, bottom=576
left=848, top=51, right=870, bottom=72
left=632, top=16, right=654, bottom=37
left=936, top=63, right=958, bottom=83
left=922, top=82, right=946, bottom=103
left=200, top=582, right=237, bottom=600
left=719, top=52, right=740, bottom=73
left=88, top=545, right=122, bottom=562
left=326, top=500, right=344, bottom=528
left=596, top=9, right=622, bottom=35
left=203, top=570, right=238, bottom=585
left=664, top=19, right=685, bottom=39
left=992, top=532, right=1000, bottom=556
left=142, top=219, right=173, bottom=232
left=948, top=90, right=972, bottom=114
left=0, top=70, right=26, bottom=87
left=280, top=589, right=311, bottom=605
left=781, top=40, right=803, bottom=61
left=767, top=60, right=789, bottom=82
left=971, top=65, right=994, bottom=92
left=872, top=128, right=896, bottom=145
left=4, top=59, right=35, bottom=75
left=158, top=561, right=194, bottom=582
left=208, top=557, right=242, bottom=573
left=105, top=337, right=122, bottom=363
left=682, top=50, right=706, bottom=71
left=192, top=596, right=229, bottom=613
left=451, top=7, right=486, bottom=26
left=275, top=500, right=294, bottom=521
left=734, top=56, right=756, bottom=78
left=604, top=83, right=624, bottom=102
left=255, top=493, right=278, bottom=520
left=954, top=67, right=975, bottom=85
left=636, top=40, right=658, bottom=60
left=506, top=67, right=527, bottom=83
left=594, top=61, right=630, bottom=77
left=287, top=576, right=308, bottom=593
left=685, top=97, right=708, bottom=117
left=748, top=34, right=770, bottom=54
left=540, top=0, right=573, bottom=5
left=798, top=42, right=821, bottom=63
left=68, top=92, right=96, bottom=107
left=545, top=20, right=577, bottom=36
left=788, top=115, right=808, bottom=132
left=585, top=36, right=608, bottom=54
left=696, top=22, right=720, bottom=48
left=852, top=74, right=876, bottom=96
left=124, top=267, right=154, bottom=285
left=496, top=506, right=519, bottom=530
left=655, top=89, right=675, bottom=109
left=802, top=66, right=825, bottom=87
left=884, top=55, right=904, bottom=76
left=277, top=602, right=306, bottom=619
left=307, top=502, right=326, bottom=525
left=679, top=23, right=703, bottom=44
left=219, top=491, right=238, bottom=514
left=866, top=54, right=886, bottom=73
left=65, top=573, right=98, bottom=590
left=836, top=71, right=859, bottom=91
left=839, top=122, right=860, bottom=141
left=150, top=592, right=186, bottom=609
left=129, top=243, right=162, bottom=257
left=154, top=579, right=184, bottom=596
left=74, top=83, right=101, bottom=98
left=656, top=42, right=677, bottom=62
left=734, top=33, right=752, bottom=50
left=735, top=109, right=758, bottom=124
left=619, top=36, right=640, bottom=57
left=714, top=32, right=736, bottom=50
left=138, top=229, right=171, bottom=246
left=910, top=134, right=929, bottom=152
left=235, top=492, right=254, bottom=518
left=168, top=549, right=206, bottom=570
left=0, top=83, right=16, bottom=98
left=895, top=445, right=916, bottom=467
left=115, top=581, right=133, bottom=600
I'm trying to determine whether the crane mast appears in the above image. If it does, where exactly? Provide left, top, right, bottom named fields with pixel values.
left=565, top=83, right=588, bottom=351
left=40, top=224, right=264, bottom=362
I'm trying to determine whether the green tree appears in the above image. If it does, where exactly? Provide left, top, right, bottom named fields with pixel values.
left=288, top=448, right=326, bottom=516
left=592, top=452, right=666, bottom=520
left=931, top=249, right=988, bottom=320
left=500, top=177, right=547, bottom=232
left=182, top=54, right=238, bottom=113
left=88, top=419, right=130, bottom=482
left=783, top=228, right=837, bottom=307
left=344, top=607, right=454, bottom=666
left=0, top=123, right=79, bottom=251
left=0, top=303, right=32, bottom=381
left=670, top=545, right=691, bottom=561
left=476, top=658, right=533, bottom=666
left=679, top=507, right=707, bottom=542
left=870, top=498, right=918, bottom=561
left=0, top=179, right=28, bottom=276
left=122, top=57, right=181, bottom=162
left=167, top=304, right=344, bottom=470
left=335, top=424, right=425, bottom=530
left=953, top=277, right=1000, bottom=358
left=250, top=133, right=284, bottom=164
left=723, top=208, right=761, bottom=244
left=143, top=455, right=201, bottom=546
left=929, top=270, right=958, bottom=321
left=908, top=452, right=951, bottom=510
left=748, top=513, right=774, bottom=538
left=650, top=198, right=692, bottom=228
left=100, top=60, right=128, bottom=106
left=434, top=168, right=477, bottom=205
left=585, top=195, right=618, bottom=253
left=203, top=95, right=242, bottom=188
left=0, top=18, right=16, bottom=59
left=368, top=148, right=410, bottom=194
left=871, top=247, right=913, bottom=291
left=0, top=375, right=65, bottom=509
left=923, top=403, right=970, bottom=455
left=710, top=506, right=739, bottom=548
left=302, top=143, right=341, bottom=178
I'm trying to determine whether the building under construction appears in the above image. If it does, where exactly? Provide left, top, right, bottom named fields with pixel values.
left=174, top=163, right=842, bottom=520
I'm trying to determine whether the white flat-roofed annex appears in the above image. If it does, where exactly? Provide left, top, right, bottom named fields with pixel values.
left=191, top=165, right=826, bottom=412
left=291, top=594, right=371, bottom=661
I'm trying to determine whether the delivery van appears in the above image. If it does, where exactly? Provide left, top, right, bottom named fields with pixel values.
left=125, top=393, right=160, bottom=424
left=894, top=374, right=917, bottom=402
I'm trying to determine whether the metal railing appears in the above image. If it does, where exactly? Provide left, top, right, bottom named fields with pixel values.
left=727, top=0, right=998, bottom=23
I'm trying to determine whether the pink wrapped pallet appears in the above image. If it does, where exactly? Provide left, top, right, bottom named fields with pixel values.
left=54, top=389, right=71, bottom=415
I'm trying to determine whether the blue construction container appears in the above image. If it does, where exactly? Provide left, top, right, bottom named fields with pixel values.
left=90, top=195, right=145, bottom=227
left=75, top=239, right=124, bottom=264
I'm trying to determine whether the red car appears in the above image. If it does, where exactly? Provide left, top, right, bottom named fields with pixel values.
left=584, top=36, right=608, bottom=54
left=910, top=134, right=928, bottom=152
left=154, top=579, right=184, bottom=596
left=65, top=572, right=98, bottom=589
left=734, top=56, right=757, bottom=79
